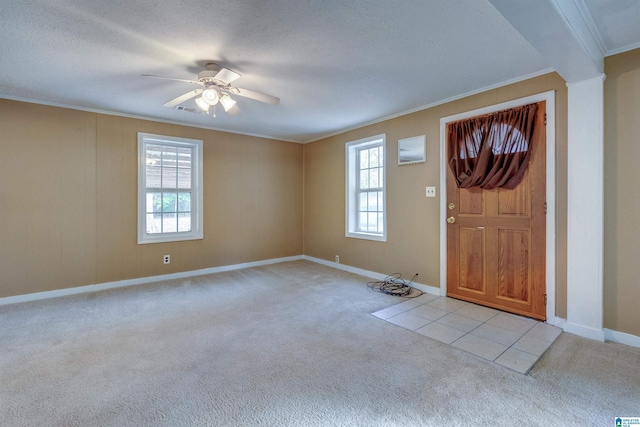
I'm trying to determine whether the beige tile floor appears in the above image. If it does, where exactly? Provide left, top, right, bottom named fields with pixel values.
left=372, top=293, right=562, bottom=374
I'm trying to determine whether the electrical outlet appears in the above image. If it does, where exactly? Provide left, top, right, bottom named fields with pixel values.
left=335, top=255, right=340, bottom=263
left=163, top=255, right=170, bottom=264
left=426, top=186, right=436, bottom=197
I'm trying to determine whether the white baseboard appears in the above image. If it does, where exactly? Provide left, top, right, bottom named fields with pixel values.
left=4, top=254, right=639, bottom=349
left=302, top=255, right=442, bottom=296
left=0, top=255, right=304, bottom=306
left=563, top=321, right=606, bottom=342
left=604, top=328, right=640, bottom=348
left=550, top=316, right=566, bottom=329
left=556, top=318, right=640, bottom=348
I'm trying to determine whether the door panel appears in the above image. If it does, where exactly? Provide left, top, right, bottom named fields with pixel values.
left=497, top=228, right=530, bottom=303
left=498, top=180, right=529, bottom=216
left=459, top=188, right=484, bottom=216
left=446, top=101, right=546, bottom=320
left=458, top=227, right=486, bottom=293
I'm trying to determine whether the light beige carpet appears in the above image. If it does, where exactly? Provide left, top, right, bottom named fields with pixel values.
left=1, top=260, right=638, bottom=426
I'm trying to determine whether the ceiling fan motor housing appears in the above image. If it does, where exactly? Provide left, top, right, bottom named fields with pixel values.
left=198, top=70, right=222, bottom=86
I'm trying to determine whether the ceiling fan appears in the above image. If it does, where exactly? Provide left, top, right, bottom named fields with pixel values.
left=142, top=62, right=280, bottom=117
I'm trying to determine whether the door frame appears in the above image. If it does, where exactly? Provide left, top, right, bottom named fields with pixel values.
left=439, top=90, right=556, bottom=323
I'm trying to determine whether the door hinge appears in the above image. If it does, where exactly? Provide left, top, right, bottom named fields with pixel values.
left=544, top=294, right=547, bottom=305
left=544, top=202, right=547, bottom=214
left=544, top=113, right=547, bottom=125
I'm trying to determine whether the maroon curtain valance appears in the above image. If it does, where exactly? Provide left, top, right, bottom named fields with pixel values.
left=447, top=103, right=538, bottom=190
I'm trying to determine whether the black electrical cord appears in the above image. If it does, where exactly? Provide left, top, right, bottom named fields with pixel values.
left=367, top=273, right=422, bottom=298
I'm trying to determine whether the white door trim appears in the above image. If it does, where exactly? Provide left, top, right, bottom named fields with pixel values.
left=439, top=91, right=556, bottom=323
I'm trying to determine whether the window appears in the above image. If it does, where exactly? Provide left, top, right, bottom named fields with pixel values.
left=138, top=133, right=203, bottom=244
left=459, top=124, right=528, bottom=159
left=448, top=102, right=537, bottom=189
left=345, top=134, right=386, bottom=241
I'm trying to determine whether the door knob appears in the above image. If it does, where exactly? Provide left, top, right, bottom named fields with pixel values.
left=446, top=216, right=456, bottom=224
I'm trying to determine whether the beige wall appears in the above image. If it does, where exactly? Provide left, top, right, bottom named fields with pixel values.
left=604, top=49, right=640, bottom=336
left=304, top=73, right=569, bottom=318
left=3, top=59, right=638, bottom=337
left=0, top=99, right=303, bottom=298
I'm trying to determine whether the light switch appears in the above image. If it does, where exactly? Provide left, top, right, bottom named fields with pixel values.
left=426, top=186, right=436, bottom=197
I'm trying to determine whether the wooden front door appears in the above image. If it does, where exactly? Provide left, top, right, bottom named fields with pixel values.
left=446, top=102, right=546, bottom=320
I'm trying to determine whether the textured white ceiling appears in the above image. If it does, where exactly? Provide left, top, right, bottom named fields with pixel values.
left=0, top=1, right=638, bottom=143
left=582, top=0, right=640, bottom=55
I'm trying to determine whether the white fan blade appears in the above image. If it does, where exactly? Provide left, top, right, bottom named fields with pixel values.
left=214, top=67, right=241, bottom=85
left=163, top=89, right=203, bottom=107
left=233, top=87, right=280, bottom=105
left=141, top=74, right=200, bottom=85
left=226, top=104, right=242, bottom=116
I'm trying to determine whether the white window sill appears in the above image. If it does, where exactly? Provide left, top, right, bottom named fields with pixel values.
left=345, top=231, right=387, bottom=242
left=138, top=232, right=203, bottom=245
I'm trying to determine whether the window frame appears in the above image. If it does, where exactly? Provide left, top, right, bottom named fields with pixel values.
left=137, top=132, right=204, bottom=244
left=345, top=134, right=387, bottom=242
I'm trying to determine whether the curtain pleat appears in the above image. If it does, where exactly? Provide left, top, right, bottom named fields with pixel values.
left=447, top=103, right=538, bottom=190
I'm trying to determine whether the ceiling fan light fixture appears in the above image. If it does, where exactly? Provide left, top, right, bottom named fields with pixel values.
left=152, top=63, right=278, bottom=114
left=195, top=97, right=210, bottom=112
left=219, top=93, right=237, bottom=112
left=201, top=89, right=219, bottom=105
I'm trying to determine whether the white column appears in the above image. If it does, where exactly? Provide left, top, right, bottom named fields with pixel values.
left=565, top=76, right=605, bottom=341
